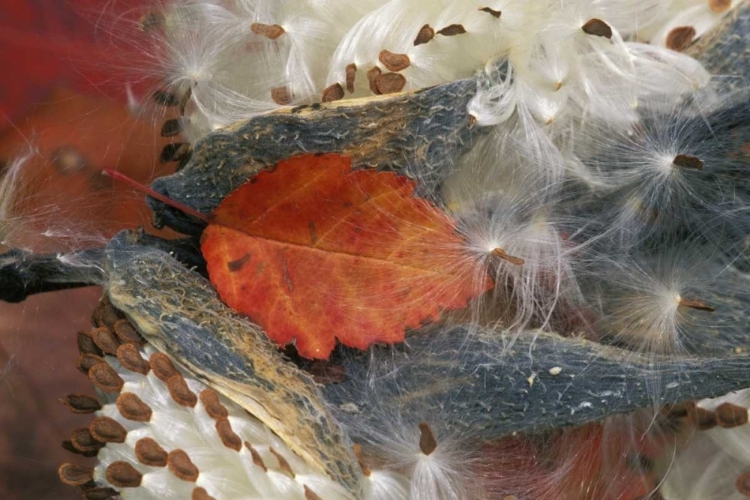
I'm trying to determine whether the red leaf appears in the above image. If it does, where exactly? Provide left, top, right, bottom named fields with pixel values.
left=202, top=153, right=493, bottom=359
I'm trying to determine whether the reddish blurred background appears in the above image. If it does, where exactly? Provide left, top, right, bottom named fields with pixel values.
left=0, top=1, right=173, bottom=498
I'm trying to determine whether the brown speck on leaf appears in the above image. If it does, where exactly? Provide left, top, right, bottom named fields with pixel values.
left=89, top=362, right=124, bottom=393
left=322, top=83, right=345, bottom=103
left=116, top=344, right=151, bottom=375
left=216, top=418, right=243, bottom=451
left=153, top=89, right=179, bottom=107
left=228, top=253, right=251, bottom=272
left=736, top=471, right=750, bottom=496
left=92, top=327, right=121, bottom=355
left=353, top=444, right=371, bottom=476
left=113, top=319, right=143, bottom=344
left=193, top=487, right=217, bottom=500
left=70, top=428, right=104, bottom=452
left=200, top=389, right=229, bottom=420
left=271, top=86, right=292, bottom=105
left=304, top=486, right=324, bottom=500
left=117, top=393, right=154, bottom=422
left=716, top=402, right=749, bottom=428
left=270, top=448, right=295, bottom=477
left=140, top=10, right=165, bottom=31
left=83, top=487, right=119, bottom=499
left=581, top=18, right=613, bottom=39
left=167, top=374, right=198, bottom=407
left=161, top=118, right=183, bottom=137
left=90, top=416, right=128, bottom=443
left=709, top=0, right=732, bottom=13
left=367, top=67, right=382, bottom=94
left=150, top=352, right=179, bottom=381
left=58, top=463, right=94, bottom=486
left=678, top=298, right=715, bottom=311
left=437, top=24, right=467, bottom=36
left=245, top=442, right=268, bottom=471
left=77, top=353, right=104, bottom=375
left=77, top=331, right=103, bottom=356
left=376, top=72, right=407, bottom=94
left=346, top=63, right=357, bottom=93
left=690, top=407, right=718, bottom=430
left=60, top=394, right=101, bottom=414
left=418, top=422, right=438, bottom=455
left=479, top=6, right=502, bottom=18
left=168, top=449, right=200, bottom=482
left=673, top=154, right=704, bottom=171
left=414, top=24, right=435, bottom=45
left=251, top=22, right=286, bottom=40
left=135, top=437, right=169, bottom=467
left=379, top=50, right=411, bottom=72
left=106, top=461, right=143, bottom=488
left=492, top=248, right=526, bottom=266
left=666, top=26, right=697, bottom=52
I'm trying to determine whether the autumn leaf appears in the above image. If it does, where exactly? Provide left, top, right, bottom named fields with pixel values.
left=201, top=153, right=493, bottom=359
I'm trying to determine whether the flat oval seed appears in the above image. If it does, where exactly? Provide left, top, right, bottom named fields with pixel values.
left=379, top=50, right=411, bottom=72
left=716, top=402, right=749, bottom=428
left=117, top=393, right=153, bottom=422
left=376, top=73, right=407, bottom=94
left=414, top=24, right=434, bottom=45
left=113, top=319, right=142, bottom=344
left=88, top=363, right=124, bottom=393
left=91, top=327, right=120, bottom=355
left=71, top=428, right=104, bottom=452
left=167, top=374, right=198, bottom=407
left=322, top=83, right=345, bottom=103
left=666, top=26, right=696, bottom=52
left=90, top=417, right=127, bottom=443
left=116, top=344, right=150, bottom=375
left=135, top=437, right=168, bottom=467
left=199, top=389, right=228, bottom=420
left=168, top=449, right=200, bottom=482
left=150, top=352, right=179, bottom=381
left=215, top=418, right=242, bottom=451
left=250, top=23, right=285, bottom=40
left=58, top=463, right=94, bottom=486
left=60, top=394, right=101, bottom=414
left=106, top=461, right=143, bottom=488
left=582, top=18, right=613, bottom=39
left=192, top=487, right=217, bottom=500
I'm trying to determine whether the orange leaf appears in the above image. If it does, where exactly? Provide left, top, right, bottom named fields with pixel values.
left=201, top=153, right=493, bottom=359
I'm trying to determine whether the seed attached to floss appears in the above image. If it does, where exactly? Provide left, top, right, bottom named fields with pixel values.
left=582, top=18, right=613, bottom=39
left=418, top=422, right=438, bottom=455
left=322, top=83, right=345, bottom=102
left=491, top=247, right=525, bottom=265
left=376, top=72, right=407, bottom=94
left=58, top=463, right=94, bottom=486
left=168, top=449, right=200, bottom=482
left=161, top=118, right=183, bottom=137
left=666, top=26, right=697, bottom=52
left=135, top=437, right=169, bottom=467
left=367, top=66, right=382, bottom=94
left=736, top=471, right=750, bottom=496
left=414, top=24, right=435, bottom=45
left=345, top=63, right=357, bottom=93
left=379, top=50, right=411, bottom=72
left=678, top=297, right=715, bottom=312
left=106, top=461, right=143, bottom=488
left=271, top=86, right=292, bottom=105
left=250, top=23, right=286, bottom=40
left=709, top=0, right=733, bottom=14
left=478, top=6, right=502, bottom=18
left=437, top=24, right=467, bottom=36
left=672, top=154, right=704, bottom=171
left=715, top=402, right=749, bottom=428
